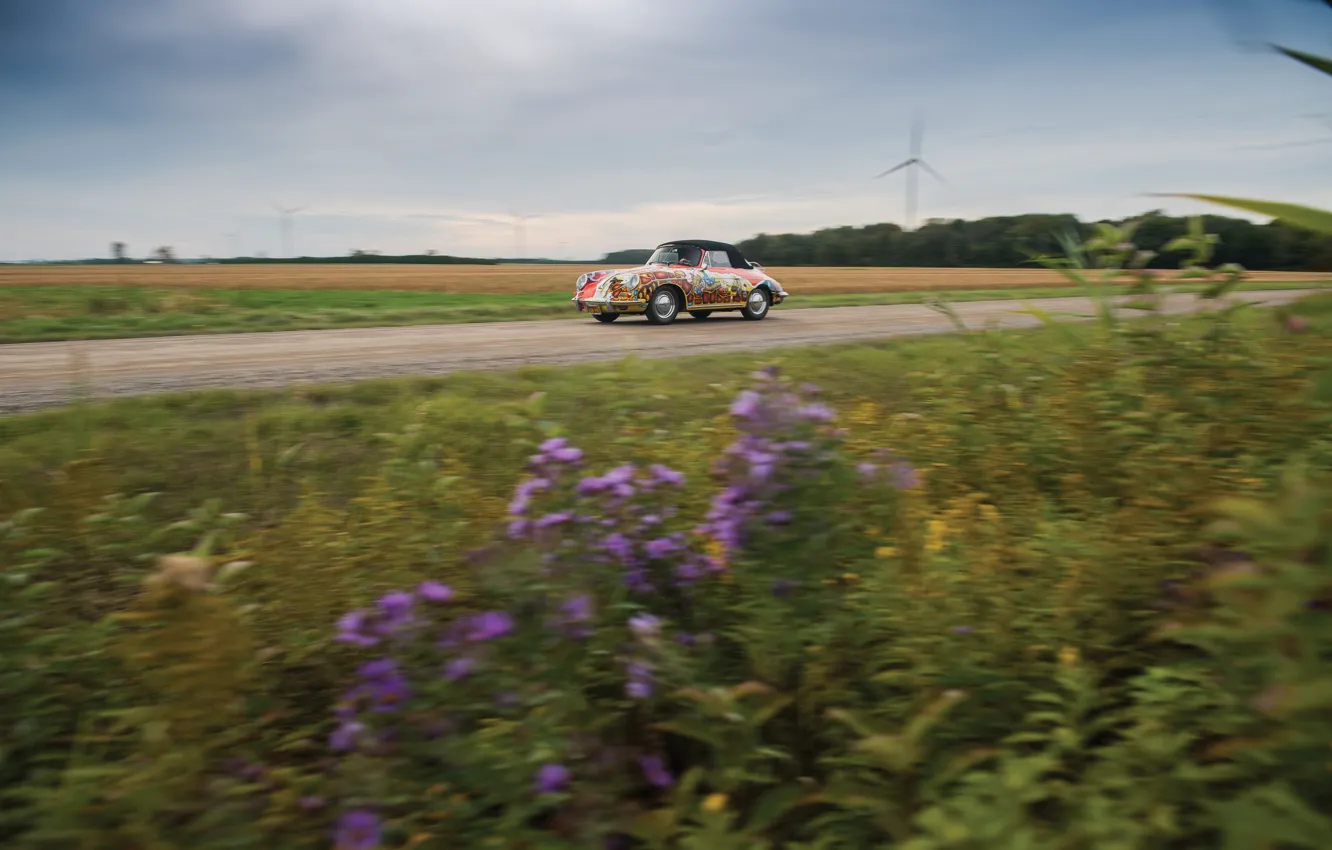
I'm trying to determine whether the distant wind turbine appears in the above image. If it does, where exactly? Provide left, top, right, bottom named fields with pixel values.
left=873, top=110, right=947, bottom=231
left=271, top=201, right=306, bottom=258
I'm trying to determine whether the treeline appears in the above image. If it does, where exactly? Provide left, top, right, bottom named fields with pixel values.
left=601, top=211, right=1332, bottom=270
left=218, top=254, right=499, bottom=265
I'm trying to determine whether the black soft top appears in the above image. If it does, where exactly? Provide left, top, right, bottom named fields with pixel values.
left=657, top=239, right=752, bottom=269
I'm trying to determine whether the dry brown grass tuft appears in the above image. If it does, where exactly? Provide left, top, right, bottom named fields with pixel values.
left=1, top=264, right=1326, bottom=294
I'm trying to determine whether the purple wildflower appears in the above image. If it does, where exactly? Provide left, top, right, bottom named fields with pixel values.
left=538, top=437, right=584, bottom=464
left=730, top=390, right=762, bottom=419
left=355, top=658, right=412, bottom=712
left=465, top=611, right=515, bottom=642
left=507, top=519, right=530, bottom=539
left=856, top=461, right=878, bottom=480
left=418, top=581, right=454, bottom=602
left=299, top=795, right=326, bottom=810
left=535, top=510, right=573, bottom=529
left=639, top=755, right=675, bottom=788
left=645, top=535, right=682, bottom=560
left=766, top=510, right=792, bottom=525
left=649, top=463, right=686, bottom=486
left=576, top=474, right=609, bottom=495
left=798, top=403, right=835, bottom=422
left=444, top=657, right=475, bottom=681
left=329, top=719, right=365, bottom=751
left=376, top=591, right=414, bottom=629
left=334, top=809, right=380, bottom=850
left=629, top=613, right=662, bottom=640
left=534, top=763, right=571, bottom=795
left=623, top=566, right=654, bottom=594
left=951, top=625, right=974, bottom=635
left=602, top=532, right=634, bottom=561
left=626, top=660, right=654, bottom=699
left=563, top=594, right=594, bottom=622
left=335, top=611, right=379, bottom=647
left=890, top=460, right=920, bottom=490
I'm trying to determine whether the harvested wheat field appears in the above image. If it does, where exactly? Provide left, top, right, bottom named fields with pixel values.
left=2, top=264, right=1327, bottom=294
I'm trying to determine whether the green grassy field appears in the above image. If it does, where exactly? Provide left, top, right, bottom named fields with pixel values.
left=0, top=280, right=1327, bottom=342
left=2, top=289, right=1329, bottom=848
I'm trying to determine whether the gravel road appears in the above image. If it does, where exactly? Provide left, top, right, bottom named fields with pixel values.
left=0, top=290, right=1312, bottom=415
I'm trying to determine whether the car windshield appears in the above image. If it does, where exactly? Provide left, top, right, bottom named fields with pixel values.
left=647, top=244, right=702, bottom=266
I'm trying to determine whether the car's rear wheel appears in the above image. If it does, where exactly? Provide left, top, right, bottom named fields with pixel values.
left=741, top=287, right=771, bottom=321
left=646, top=287, right=681, bottom=325
left=592, top=312, right=619, bottom=323
left=690, top=310, right=713, bottom=320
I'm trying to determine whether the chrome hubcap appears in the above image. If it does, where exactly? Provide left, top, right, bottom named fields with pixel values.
left=653, top=292, right=675, bottom=317
left=749, top=291, right=767, bottom=312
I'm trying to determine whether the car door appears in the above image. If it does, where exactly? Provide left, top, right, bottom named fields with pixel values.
left=699, top=249, right=748, bottom=307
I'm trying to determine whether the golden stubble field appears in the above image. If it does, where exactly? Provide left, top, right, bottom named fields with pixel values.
left=1, top=264, right=1327, bottom=294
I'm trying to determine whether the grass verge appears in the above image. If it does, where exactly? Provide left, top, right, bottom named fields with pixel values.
left=0, top=280, right=1327, bottom=342
left=1, top=291, right=1330, bottom=847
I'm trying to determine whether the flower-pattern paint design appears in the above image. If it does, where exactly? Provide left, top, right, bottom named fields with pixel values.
left=573, top=260, right=787, bottom=314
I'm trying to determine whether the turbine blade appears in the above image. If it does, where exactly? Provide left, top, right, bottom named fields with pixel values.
left=873, top=159, right=914, bottom=179
left=917, top=159, right=948, bottom=185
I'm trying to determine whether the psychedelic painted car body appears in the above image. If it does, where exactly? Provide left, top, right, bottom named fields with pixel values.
left=572, top=239, right=787, bottom=324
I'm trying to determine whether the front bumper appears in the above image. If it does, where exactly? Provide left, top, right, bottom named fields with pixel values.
left=573, top=297, right=646, bottom=315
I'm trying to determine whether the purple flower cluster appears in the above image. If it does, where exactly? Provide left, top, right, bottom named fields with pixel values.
left=695, top=367, right=839, bottom=566
left=507, top=437, right=703, bottom=593
left=331, top=583, right=460, bottom=752
left=335, top=809, right=380, bottom=850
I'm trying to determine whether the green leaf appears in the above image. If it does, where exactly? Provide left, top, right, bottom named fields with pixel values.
left=1151, top=194, right=1332, bottom=235
left=746, top=784, right=806, bottom=833
left=1274, top=44, right=1332, bottom=78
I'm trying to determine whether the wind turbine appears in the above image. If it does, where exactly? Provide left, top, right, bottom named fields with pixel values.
left=873, top=110, right=947, bottom=231
left=271, top=201, right=306, bottom=258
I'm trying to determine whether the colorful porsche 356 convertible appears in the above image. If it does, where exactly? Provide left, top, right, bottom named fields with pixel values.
left=572, top=239, right=788, bottom=325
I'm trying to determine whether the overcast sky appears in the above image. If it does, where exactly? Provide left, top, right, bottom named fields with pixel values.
left=2, top=0, right=1330, bottom=261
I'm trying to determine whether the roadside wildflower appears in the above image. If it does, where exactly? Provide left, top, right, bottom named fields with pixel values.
left=626, top=660, right=654, bottom=699
left=951, top=625, right=973, bottom=635
left=702, top=793, right=728, bottom=812
left=336, top=610, right=379, bottom=647
left=352, top=658, right=412, bottom=713
left=534, top=763, right=571, bottom=795
left=639, top=755, right=675, bottom=788
left=874, top=546, right=897, bottom=558
left=629, top=613, right=662, bottom=640
left=335, top=810, right=381, bottom=850
left=417, top=581, right=454, bottom=602
left=464, top=611, right=514, bottom=642
left=1058, top=646, right=1080, bottom=666
left=329, top=719, right=366, bottom=751
left=925, top=519, right=948, bottom=553
left=443, top=657, right=475, bottom=681
left=890, top=459, right=920, bottom=490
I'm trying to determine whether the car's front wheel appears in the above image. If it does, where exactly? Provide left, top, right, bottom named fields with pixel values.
left=645, top=287, right=681, bottom=325
left=592, top=312, right=619, bottom=323
left=741, top=287, right=771, bottom=321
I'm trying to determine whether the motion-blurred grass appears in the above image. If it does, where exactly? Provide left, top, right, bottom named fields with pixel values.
left=0, top=280, right=1327, bottom=342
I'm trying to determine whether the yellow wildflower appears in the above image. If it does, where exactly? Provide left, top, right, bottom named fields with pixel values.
left=841, top=572, right=860, bottom=584
left=1058, top=646, right=1080, bottom=666
left=925, top=519, right=948, bottom=553
left=702, top=536, right=727, bottom=565
left=874, top=546, right=897, bottom=558
left=703, top=793, right=728, bottom=812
